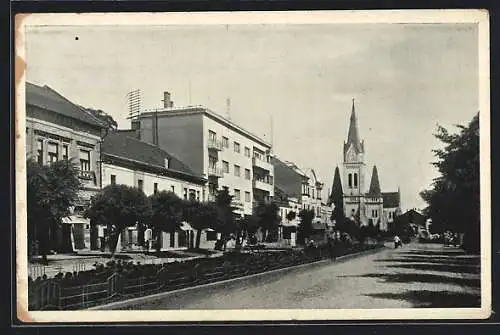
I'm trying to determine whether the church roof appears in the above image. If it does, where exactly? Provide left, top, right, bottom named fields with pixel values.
left=344, top=100, right=364, bottom=157
left=328, top=166, right=343, bottom=206
left=368, top=165, right=382, bottom=196
left=382, top=191, right=400, bottom=208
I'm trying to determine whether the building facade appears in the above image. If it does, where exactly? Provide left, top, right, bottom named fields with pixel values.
left=100, top=130, right=214, bottom=251
left=330, top=101, right=401, bottom=231
left=132, top=92, right=274, bottom=217
left=272, top=157, right=331, bottom=245
left=25, top=82, right=106, bottom=208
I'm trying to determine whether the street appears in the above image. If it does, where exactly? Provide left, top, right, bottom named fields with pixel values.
left=113, top=242, right=480, bottom=310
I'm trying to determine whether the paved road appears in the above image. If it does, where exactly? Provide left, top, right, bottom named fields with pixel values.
left=114, top=242, right=481, bottom=310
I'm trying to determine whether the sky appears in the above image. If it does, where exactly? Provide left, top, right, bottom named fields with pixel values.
left=25, top=23, right=479, bottom=211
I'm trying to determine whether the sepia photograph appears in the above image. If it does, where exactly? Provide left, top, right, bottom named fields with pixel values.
left=15, top=10, right=491, bottom=322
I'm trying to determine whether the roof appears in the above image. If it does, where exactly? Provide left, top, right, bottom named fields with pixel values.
left=344, top=100, right=364, bottom=156
left=328, top=166, right=343, bottom=206
left=26, top=82, right=106, bottom=128
left=398, top=209, right=426, bottom=226
left=138, top=106, right=271, bottom=148
left=368, top=165, right=382, bottom=196
left=102, top=131, right=204, bottom=181
left=271, top=156, right=305, bottom=199
left=382, top=191, right=400, bottom=208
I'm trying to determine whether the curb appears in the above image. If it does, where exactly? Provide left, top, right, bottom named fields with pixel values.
left=88, top=244, right=387, bottom=310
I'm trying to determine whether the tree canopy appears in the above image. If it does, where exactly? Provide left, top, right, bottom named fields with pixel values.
left=82, top=107, right=118, bottom=130
left=85, top=184, right=151, bottom=254
left=297, top=209, right=315, bottom=244
left=420, top=113, right=479, bottom=252
left=27, top=158, right=81, bottom=260
left=182, top=200, right=218, bottom=249
left=254, top=202, right=280, bottom=242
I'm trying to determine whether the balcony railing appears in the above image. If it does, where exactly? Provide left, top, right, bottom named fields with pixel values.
left=207, top=139, right=223, bottom=151
left=252, top=156, right=273, bottom=171
left=78, top=170, right=95, bottom=181
left=253, top=179, right=273, bottom=193
left=208, top=167, right=224, bottom=178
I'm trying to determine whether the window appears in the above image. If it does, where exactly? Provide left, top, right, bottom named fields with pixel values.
left=48, top=142, right=59, bottom=163
left=183, top=188, right=188, bottom=200
left=222, top=136, right=229, bottom=148
left=233, top=141, right=240, bottom=153
left=170, top=233, right=175, bottom=247
left=206, top=230, right=217, bottom=241
left=36, top=140, right=43, bottom=164
left=234, top=165, right=240, bottom=177
left=312, top=188, right=315, bottom=199
left=245, top=191, right=251, bottom=202
left=47, top=142, right=59, bottom=163
left=244, top=147, right=251, bottom=157
left=354, top=173, right=358, bottom=187
left=137, top=179, right=144, bottom=191
left=245, top=168, right=251, bottom=180
left=197, top=191, right=200, bottom=201
left=164, top=158, right=169, bottom=169
left=171, top=185, right=175, bottom=193
left=234, top=189, right=241, bottom=201
left=222, top=161, right=229, bottom=173
left=79, top=149, right=91, bottom=171
left=154, top=183, right=158, bottom=194
left=110, top=174, right=116, bottom=185
left=209, top=155, right=217, bottom=169
left=208, top=130, right=216, bottom=141
left=189, top=189, right=196, bottom=201
left=62, top=144, right=69, bottom=160
left=348, top=173, right=352, bottom=188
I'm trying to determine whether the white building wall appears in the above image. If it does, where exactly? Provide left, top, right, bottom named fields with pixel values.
left=202, top=114, right=273, bottom=216
left=102, top=163, right=204, bottom=198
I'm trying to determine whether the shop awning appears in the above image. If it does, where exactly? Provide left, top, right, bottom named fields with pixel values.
left=62, top=216, right=90, bottom=225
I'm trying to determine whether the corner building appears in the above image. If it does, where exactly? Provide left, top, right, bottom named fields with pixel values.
left=133, top=92, right=274, bottom=217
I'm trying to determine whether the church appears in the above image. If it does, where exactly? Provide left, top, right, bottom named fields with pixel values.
left=329, top=100, right=402, bottom=232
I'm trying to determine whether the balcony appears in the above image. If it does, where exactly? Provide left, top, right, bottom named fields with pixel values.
left=231, top=201, right=244, bottom=209
left=208, top=167, right=224, bottom=178
left=207, top=194, right=217, bottom=202
left=78, top=170, right=97, bottom=186
left=207, top=139, right=223, bottom=151
left=253, top=179, right=274, bottom=193
left=252, top=156, right=273, bottom=171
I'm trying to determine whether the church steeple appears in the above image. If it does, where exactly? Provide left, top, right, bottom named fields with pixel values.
left=329, top=166, right=343, bottom=206
left=344, top=99, right=364, bottom=159
left=368, top=165, right=382, bottom=196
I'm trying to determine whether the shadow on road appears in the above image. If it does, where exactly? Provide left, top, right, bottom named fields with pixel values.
left=365, top=290, right=480, bottom=308
left=340, top=272, right=480, bottom=288
left=357, top=245, right=481, bottom=308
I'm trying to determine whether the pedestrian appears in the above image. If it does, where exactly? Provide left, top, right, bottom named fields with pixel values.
left=394, top=235, right=402, bottom=249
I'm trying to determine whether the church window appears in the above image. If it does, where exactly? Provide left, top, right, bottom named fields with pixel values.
left=348, top=174, right=352, bottom=188
left=354, top=173, right=358, bottom=187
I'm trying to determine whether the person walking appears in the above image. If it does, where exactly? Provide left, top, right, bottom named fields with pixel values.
left=394, top=235, right=402, bottom=249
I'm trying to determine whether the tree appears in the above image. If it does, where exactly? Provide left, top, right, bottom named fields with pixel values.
left=81, top=107, right=118, bottom=130
left=149, top=191, right=184, bottom=251
left=254, top=202, right=280, bottom=242
left=420, top=113, right=479, bottom=252
left=183, top=200, right=218, bottom=249
left=85, top=184, right=151, bottom=255
left=27, top=159, right=81, bottom=262
left=297, top=209, right=315, bottom=244
left=214, top=188, right=239, bottom=249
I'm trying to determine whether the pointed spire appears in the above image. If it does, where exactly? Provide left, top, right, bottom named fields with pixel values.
left=368, top=165, right=382, bottom=195
left=329, top=166, right=343, bottom=206
left=345, top=98, right=363, bottom=155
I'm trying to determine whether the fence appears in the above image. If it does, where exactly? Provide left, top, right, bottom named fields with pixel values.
left=28, top=244, right=381, bottom=310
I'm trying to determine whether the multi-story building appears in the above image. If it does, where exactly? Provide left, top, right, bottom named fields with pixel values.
left=132, top=92, right=274, bottom=217
left=25, top=82, right=107, bottom=253
left=25, top=82, right=106, bottom=207
left=100, top=130, right=211, bottom=250
left=271, top=156, right=328, bottom=245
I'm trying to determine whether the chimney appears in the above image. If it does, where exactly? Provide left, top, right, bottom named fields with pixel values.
left=163, top=91, right=174, bottom=108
